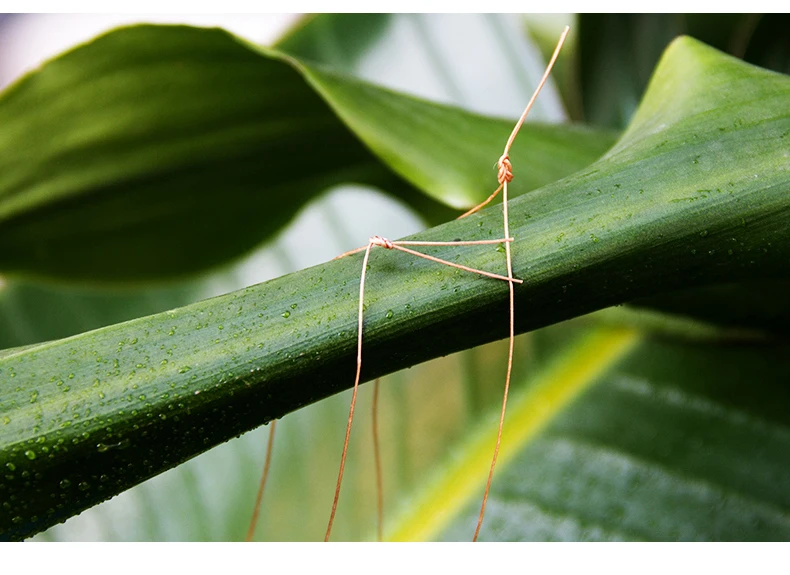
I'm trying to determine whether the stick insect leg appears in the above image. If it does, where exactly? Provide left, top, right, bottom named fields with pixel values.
left=472, top=26, right=570, bottom=542
left=325, top=241, right=374, bottom=541
left=372, top=378, right=383, bottom=542
left=457, top=183, right=504, bottom=219
left=473, top=180, right=516, bottom=542
left=245, top=419, right=277, bottom=542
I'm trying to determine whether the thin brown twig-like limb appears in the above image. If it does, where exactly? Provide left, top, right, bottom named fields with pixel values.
left=458, top=25, right=570, bottom=224
left=394, top=239, right=509, bottom=246
left=335, top=237, right=515, bottom=260
left=457, top=183, right=503, bottom=219
left=324, top=237, right=523, bottom=542
left=471, top=25, right=570, bottom=543
left=325, top=241, right=374, bottom=542
left=372, top=378, right=383, bottom=542
left=334, top=245, right=369, bottom=259
left=387, top=243, right=522, bottom=284
left=502, top=25, right=570, bottom=163
left=245, top=419, right=277, bottom=542
left=473, top=181, right=516, bottom=542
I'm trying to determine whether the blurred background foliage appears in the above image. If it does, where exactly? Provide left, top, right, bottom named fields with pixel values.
left=0, top=13, right=788, bottom=541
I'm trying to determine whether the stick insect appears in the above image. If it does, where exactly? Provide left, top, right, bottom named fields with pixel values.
left=246, top=25, right=570, bottom=543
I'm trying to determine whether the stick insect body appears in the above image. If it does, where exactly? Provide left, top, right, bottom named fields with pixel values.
left=247, top=25, right=571, bottom=543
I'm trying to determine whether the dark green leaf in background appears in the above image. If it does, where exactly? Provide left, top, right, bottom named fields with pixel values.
left=575, top=14, right=790, bottom=130
left=439, top=335, right=790, bottom=541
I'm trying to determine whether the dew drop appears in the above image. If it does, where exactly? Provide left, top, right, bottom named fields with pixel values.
left=281, top=311, right=291, bottom=319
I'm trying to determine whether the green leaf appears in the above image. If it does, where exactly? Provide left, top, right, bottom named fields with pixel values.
left=0, top=279, right=202, bottom=349
left=0, top=25, right=395, bottom=282
left=386, top=326, right=640, bottom=540
left=577, top=14, right=684, bottom=128
left=293, top=61, right=612, bottom=209
left=433, top=332, right=790, bottom=541
left=630, top=281, right=790, bottom=336
left=0, top=24, right=611, bottom=283
left=1, top=36, right=789, bottom=540
left=575, top=14, right=782, bottom=129
left=742, top=14, right=790, bottom=75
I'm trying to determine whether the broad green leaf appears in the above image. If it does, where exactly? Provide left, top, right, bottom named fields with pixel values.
left=0, top=24, right=411, bottom=282
left=0, top=24, right=611, bottom=283
left=1, top=36, right=789, bottom=540
left=431, top=331, right=790, bottom=541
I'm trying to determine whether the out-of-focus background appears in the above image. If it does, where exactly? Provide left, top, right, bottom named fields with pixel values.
left=1, top=13, right=788, bottom=541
